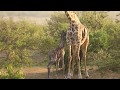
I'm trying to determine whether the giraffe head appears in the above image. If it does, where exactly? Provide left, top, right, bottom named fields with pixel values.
left=65, top=11, right=79, bottom=24
left=65, top=11, right=74, bottom=20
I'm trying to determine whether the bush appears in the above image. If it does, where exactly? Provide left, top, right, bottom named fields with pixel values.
left=89, top=30, right=109, bottom=52
left=0, top=17, right=45, bottom=67
left=0, top=64, right=25, bottom=79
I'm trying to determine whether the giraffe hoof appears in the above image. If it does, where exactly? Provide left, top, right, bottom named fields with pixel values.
left=64, top=76, right=70, bottom=79
left=66, top=73, right=72, bottom=79
left=78, top=75, right=82, bottom=79
left=78, top=77, right=82, bottom=79
left=86, top=75, right=89, bottom=78
left=66, top=76, right=71, bottom=79
left=64, top=76, right=67, bottom=79
left=63, top=75, right=66, bottom=79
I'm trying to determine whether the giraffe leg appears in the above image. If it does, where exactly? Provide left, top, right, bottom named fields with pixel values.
left=55, top=60, right=59, bottom=79
left=76, top=44, right=82, bottom=79
left=47, top=64, right=51, bottom=79
left=47, top=61, right=55, bottom=79
left=82, top=37, right=89, bottom=78
left=71, top=59, right=75, bottom=78
left=67, top=45, right=72, bottom=79
left=71, top=45, right=76, bottom=78
left=83, top=51, right=89, bottom=78
left=82, top=46, right=89, bottom=78
left=61, top=54, right=65, bottom=78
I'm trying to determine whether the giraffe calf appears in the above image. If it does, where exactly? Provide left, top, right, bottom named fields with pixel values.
left=47, top=31, right=66, bottom=79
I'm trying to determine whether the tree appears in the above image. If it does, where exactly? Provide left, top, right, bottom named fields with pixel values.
left=40, top=12, right=69, bottom=53
left=0, top=17, right=44, bottom=67
left=80, top=11, right=108, bottom=30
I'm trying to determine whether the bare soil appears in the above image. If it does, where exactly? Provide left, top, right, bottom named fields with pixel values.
left=23, top=66, right=120, bottom=79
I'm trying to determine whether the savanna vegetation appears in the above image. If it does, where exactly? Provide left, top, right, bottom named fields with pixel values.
left=0, top=11, right=120, bottom=79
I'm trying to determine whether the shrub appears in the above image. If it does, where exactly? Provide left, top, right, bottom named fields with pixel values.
left=89, top=30, right=109, bottom=52
left=0, top=64, right=25, bottom=79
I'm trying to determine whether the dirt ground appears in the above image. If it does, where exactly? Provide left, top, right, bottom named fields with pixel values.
left=23, top=66, right=120, bottom=79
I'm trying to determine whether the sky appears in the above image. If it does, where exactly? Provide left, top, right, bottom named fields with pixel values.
left=0, top=11, right=119, bottom=24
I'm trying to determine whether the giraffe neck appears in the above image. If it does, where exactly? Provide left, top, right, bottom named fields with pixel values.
left=59, top=40, right=65, bottom=48
left=59, top=35, right=66, bottom=48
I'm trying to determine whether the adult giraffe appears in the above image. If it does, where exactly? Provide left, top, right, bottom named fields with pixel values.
left=65, top=11, right=89, bottom=79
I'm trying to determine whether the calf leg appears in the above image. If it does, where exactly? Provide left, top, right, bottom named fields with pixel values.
left=47, top=61, right=55, bottom=79
left=55, top=60, right=59, bottom=79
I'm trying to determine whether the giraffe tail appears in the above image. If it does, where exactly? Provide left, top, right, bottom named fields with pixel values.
left=80, top=28, right=88, bottom=46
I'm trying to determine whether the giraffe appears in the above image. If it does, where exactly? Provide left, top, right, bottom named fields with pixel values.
left=65, top=11, right=89, bottom=79
left=47, top=30, right=66, bottom=79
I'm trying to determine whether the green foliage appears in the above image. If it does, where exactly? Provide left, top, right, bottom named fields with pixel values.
left=38, top=12, right=69, bottom=54
left=46, top=12, right=68, bottom=42
left=80, top=11, right=108, bottom=30
left=40, top=35, right=56, bottom=54
left=0, top=17, right=45, bottom=67
left=87, top=50, right=120, bottom=72
left=89, top=30, right=109, bottom=52
left=0, top=64, right=25, bottom=79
